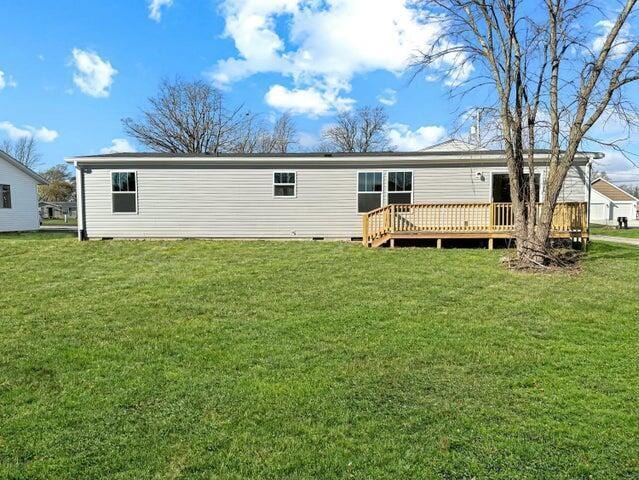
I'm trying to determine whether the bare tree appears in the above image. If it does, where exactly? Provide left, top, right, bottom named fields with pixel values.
left=2, top=137, right=41, bottom=170
left=231, top=112, right=298, bottom=154
left=123, top=79, right=298, bottom=155
left=415, top=0, right=639, bottom=267
left=620, top=183, right=639, bottom=198
left=322, top=106, right=391, bottom=152
left=260, top=113, right=298, bottom=153
left=123, top=78, right=255, bottom=154
left=592, top=169, right=610, bottom=180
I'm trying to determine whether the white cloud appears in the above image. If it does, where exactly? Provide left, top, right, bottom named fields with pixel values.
left=210, top=0, right=468, bottom=115
left=70, top=48, right=117, bottom=98
left=592, top=20, right=631, bottom=58
left=149, top=0, right=174, bottom=22
left=265, top=84, right=354, bottom=116
left=594, top=150, right=639, bottom=186
left=100, top=138, right=137, bottom=154
left=0, top=70, right=17, bottom=90
left=0, top=121, right=59, bottom=142
left=388, top=123, right=446, bottom=151
left=377, top=88, right=397, bottom=106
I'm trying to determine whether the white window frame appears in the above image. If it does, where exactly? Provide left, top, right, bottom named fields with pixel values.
left=489, top=170, right=545, bottom=203
left=357, top=170, right=384, bottom=214
left=386, top=170, right=414, bottom=204
left=0, top=184, right=11, bottom=209
left=110, top=170, right=138, bottom=215
left=273, top=171, right=297, bottom=198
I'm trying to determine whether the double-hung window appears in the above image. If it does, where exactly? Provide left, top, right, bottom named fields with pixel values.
left=357, top=172, right=382, bottom=213
left=0, top=185, right=11, bottom=209
left=388, top=171, right=413, bottom=204
left=274, top=172, right=296, bottom=197
left=111, top=171, right=137, bottom=213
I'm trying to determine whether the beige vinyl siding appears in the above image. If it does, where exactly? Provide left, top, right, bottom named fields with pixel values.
left=558, top=165, right=589, bottom=202
left=412, top=166, right=490, bottom=203
left=84, top=167, right=362, bottom=238
left=81, top=163, right=589, bottom=239
left=0, top=158, right=40, bottom=232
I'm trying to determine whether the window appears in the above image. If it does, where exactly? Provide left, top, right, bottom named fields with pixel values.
left=1, top=185, right=11, bottom=209
left=111, top=171, right=137, bottom=213
left=357, top=172, right=382, bottom=213
left=274, top=171, right=296, bottom=197
left=492, top=173, right=540, bottom=202
left=388, top=171, right=413, bottom=204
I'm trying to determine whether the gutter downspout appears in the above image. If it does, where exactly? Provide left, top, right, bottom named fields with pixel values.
left=587, top=156, right=593, bottom=237
left=75, top=161, right=87, bottom=241
left=586, top=152, right=605, bottom=236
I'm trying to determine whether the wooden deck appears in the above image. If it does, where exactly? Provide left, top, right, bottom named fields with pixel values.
left=362, top=202, right=588, bottom=248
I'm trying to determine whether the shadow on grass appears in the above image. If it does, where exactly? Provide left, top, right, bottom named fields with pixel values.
left=0, top=231, right=76, bottom=241
left=588, top=241, right=639, bottom=261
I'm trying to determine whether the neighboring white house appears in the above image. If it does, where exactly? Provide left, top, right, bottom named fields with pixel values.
left=590, top=178, right=638, bottom=225
left=0, top=150, right=47, bottom=232
left=39, top=201, right=77, bottom=220
left=67, top=149, right=596, bottom=241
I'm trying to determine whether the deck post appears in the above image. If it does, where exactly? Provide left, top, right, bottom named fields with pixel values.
left=488, top=238, right=494, bottom=250
left=437, top=238, right=442, bottom=249
left=390, top=238, right=395, bottom=249
left=390, top=204, right=396, bottom=233
left=489, top=202, right=494, bottom=232
left=362, top=214, right=369, bottom=247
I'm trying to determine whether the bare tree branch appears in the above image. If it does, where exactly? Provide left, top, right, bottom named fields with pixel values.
left=322, top=106, right=392, bottom=152
left=2, top=137, right=42, bottom=170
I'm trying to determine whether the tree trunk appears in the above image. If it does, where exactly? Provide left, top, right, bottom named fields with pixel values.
left=512, top=160, right=569, bottom=268
left=516, top=220, right=553, bottom=267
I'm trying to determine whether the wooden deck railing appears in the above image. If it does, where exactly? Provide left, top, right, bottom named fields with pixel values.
left=362, top=202, right=588, bottom=247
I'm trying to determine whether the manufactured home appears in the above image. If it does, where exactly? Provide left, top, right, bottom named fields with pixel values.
left=67, top=149, right=598, bottom=247
left=590, top=177, right=638, bottom=225
left=0, top=150, right=47, bottom=232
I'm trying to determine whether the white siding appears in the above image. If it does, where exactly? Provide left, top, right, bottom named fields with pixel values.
left=591, top=189, right=612, bottom=223
left=81, top=163, right=589, bottom=239
left=559, top=165, right=589, bottom=202
left=0, top=158, right=40, bottom=232
left=590, top=188, right=638, bottom=223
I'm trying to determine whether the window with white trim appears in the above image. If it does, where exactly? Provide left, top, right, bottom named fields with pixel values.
left=357, top=172, right=382, bottom=213
left=388, top=171, right=413, bottom=204
left=111, top=172, right=137, bottom=213
left=0, top=185, right=11, bottom=209
left=274, top=171, right=296, bottom=197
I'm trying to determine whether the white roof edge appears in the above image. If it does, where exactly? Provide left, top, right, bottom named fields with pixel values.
left=0, top=150, right=47, bottom=184
left=591, top=177, right=639, bottom=202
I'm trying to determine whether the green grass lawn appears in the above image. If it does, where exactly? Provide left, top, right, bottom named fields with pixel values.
left=1, top=233, right=637, bottom=479
left=591, top=224, right=639, bottom=238
left=41, top=218, right=78, bottom=226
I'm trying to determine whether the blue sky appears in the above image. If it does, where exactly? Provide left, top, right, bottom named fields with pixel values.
left=0, top=0, right=638, bottom=184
